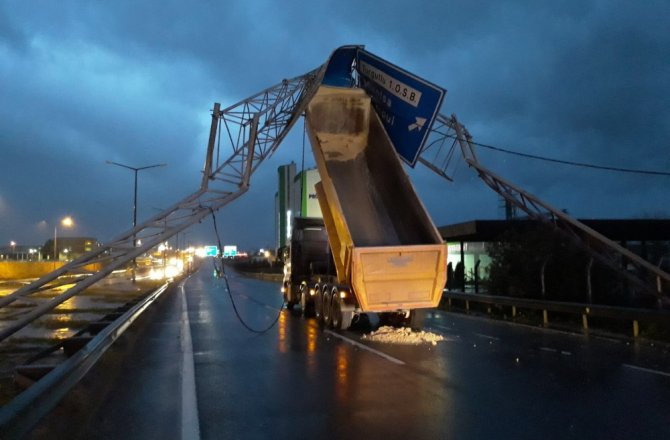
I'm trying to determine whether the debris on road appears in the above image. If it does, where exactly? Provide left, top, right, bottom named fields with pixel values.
left=362, top=326, right=445, bottom=345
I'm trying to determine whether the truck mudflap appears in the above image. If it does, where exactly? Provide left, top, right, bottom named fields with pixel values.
left=351, top=244, right=447, bottom=311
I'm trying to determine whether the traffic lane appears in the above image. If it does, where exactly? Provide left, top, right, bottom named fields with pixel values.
left=355, top=310, right=670, bottom=439
left=349, top=306, right=670, bottom=374
left=425, top=310, right=670, bottom=377
left=187, top=270, right=455, bottom=439
left=187, top=270, right=669, bottom=439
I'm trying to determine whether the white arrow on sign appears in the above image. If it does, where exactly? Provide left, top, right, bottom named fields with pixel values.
left=408, top=116, right=427, bottom=132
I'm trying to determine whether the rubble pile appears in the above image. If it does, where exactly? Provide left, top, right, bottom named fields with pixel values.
left=362, top=326, right=445, bottom=345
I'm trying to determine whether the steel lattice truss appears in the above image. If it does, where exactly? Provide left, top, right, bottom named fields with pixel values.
left=417, top=113, right=670, bottom=303
left=416, top=114, right=461, bottom=182
left=0, top=66, right=327, bottom=342
left=203, top=67, right=323, bottom=195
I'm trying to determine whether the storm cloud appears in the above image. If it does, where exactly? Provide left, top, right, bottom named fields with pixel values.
left=1, top=0, right=668, bottom=250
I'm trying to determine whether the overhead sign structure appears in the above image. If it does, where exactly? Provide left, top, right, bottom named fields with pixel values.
left=355, top=49, right=446, bottom=166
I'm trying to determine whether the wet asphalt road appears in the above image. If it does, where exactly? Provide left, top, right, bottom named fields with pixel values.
left=30, top=265, right=670, bottom=439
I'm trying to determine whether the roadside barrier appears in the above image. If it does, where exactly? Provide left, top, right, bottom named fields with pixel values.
left=0, top=282, right=171, bottom=438
left=441, top=290, right=669, bottom=339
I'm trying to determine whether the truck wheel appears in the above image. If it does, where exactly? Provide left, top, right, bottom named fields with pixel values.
left=300, top=284, right=314, bottom=317
left=331, top=297, right=341, bottom=329
left=331, top=297, right=343, bottom=329
left=331, top=297, right=354, bottom=330
left=322, top=288, right=333, bottom=327
left=408, top=309, right=426, bottom=330
left=341, top=311, right=354, bottom=330
left=283, top=283, right=294, bottom=310
left=314, top=286, right=324, bottom=323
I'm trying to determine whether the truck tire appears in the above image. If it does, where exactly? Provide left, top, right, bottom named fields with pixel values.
left=331, top=297, right=341, bottom=329
left=331, top=297, right=343, bottom=329
left=341, top=310, right=354, bottom=330
left=283, top=283, right=294, bottom=310
left=322, top=288, right=333, bottom=327
left=331, top=296, right=354, bottom=330
left=314, top=285, right=324, bottom=323
left=409, top=309, right=426, bottom=330
left=300, top=284, right=314, bottom=317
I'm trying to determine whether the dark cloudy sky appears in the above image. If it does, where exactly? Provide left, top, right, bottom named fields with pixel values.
left=1, top=1, right=668, bottom=251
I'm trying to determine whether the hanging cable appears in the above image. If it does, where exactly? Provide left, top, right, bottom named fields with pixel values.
left=446, top=134, right=670, bottom=177
left=300, top=113, right=307, bottom=214
left=208, top=207, right=284, bottom=334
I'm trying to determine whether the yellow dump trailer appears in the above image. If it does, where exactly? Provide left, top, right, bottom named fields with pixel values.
left=300, top=85, right=447, bottom=328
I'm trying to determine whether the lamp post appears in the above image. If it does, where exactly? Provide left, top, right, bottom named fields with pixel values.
left=106, top=160, right=167, bottom=282
left=10, top=241, right=16, bottom=260
left=180, top=231, right=190, bottom=252
left=54, top=216, right=74, bottom=264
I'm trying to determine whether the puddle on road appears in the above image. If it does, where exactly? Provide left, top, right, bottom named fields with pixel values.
left=0, top=278, right=162, bottom=382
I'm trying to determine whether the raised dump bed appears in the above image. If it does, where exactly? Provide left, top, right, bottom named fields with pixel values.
left=305, top=86, right=447, bottom=312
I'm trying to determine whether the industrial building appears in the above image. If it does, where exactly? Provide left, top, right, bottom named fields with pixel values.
left=439, top=219, right=670, bottom=292
left=275, top=163, right=322, bottom=251
left=0, top=244, right=43, bottom=261
left=40, top=237, right=100, bottom=261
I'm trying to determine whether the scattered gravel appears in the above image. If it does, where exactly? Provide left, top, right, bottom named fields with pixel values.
left=362, top=326, right=445, bottom=345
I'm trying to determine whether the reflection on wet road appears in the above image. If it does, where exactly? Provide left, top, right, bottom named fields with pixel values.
left=185, top=268, right=670, bottom=440
left=30, top=265, right=670, bottom=439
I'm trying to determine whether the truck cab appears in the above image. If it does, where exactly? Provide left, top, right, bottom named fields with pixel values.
left=282, top=217, right=335, bottom=313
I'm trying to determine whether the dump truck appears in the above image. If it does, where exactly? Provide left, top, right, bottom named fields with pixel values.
left=282, top=85, right=447, bottom=329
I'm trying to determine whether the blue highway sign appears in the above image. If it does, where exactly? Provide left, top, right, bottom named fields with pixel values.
left=322, top=45, right=361, bottom=87
left=356, top=49, right=446, bottom=166
left=204, top=245, right=219, bottom=257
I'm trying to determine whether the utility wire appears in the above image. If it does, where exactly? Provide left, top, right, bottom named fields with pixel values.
left=208, top=207, right=284, bottom=334
left=448, top=135, right=670, bottom=177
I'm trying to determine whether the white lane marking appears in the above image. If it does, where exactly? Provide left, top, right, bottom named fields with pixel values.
left=539, top=347, right=572, bottom=356
left=429, top=324, right=460, bottom=334
left=194, top=351, right=215, bottom=357
left=324, top=330, right=405, bottom=366
left=622, top=364, right=670, bottom=378
left=180, top=282, right=201, bottom=440
left=474, top=333, right=500, bottom=341
left=237, top=292, right=278, bottom=311
left=426, top=325, right=462, bottom=342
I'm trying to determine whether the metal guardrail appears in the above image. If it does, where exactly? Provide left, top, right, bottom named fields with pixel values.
left=0, top=281, right=172, bottom=439
left=441, top=290, right=670, bottom=338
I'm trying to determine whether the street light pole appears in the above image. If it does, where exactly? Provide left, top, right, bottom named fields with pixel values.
left=54, top=216, right=74, bottom=266
left=106, top=160, right=167, bottom=282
